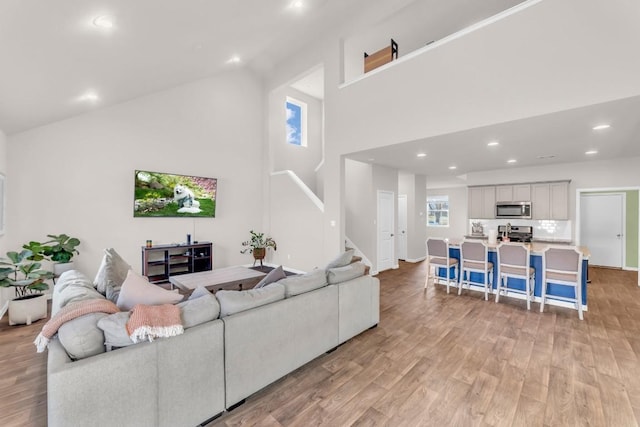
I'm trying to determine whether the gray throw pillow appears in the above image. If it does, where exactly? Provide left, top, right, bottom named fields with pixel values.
left=177, top=291, right=220, bottom=328
left=254, top=265, right=286, bottom=289
left=97, top=311, right=135, bottom=350
left=327, top=262, right=366, bottom=284
left=56, top=270, right=96, bottom=292
left=325, top=249, right=354, bottom=269
left=58, top=312, right=108, bottom=360
left=278, top=269, right=328, bottom=298
left=189, top=286, right=211, bottom=300
left=216, top=283, right=285, bottom=317
left=58, top=286, right=105, bottom=309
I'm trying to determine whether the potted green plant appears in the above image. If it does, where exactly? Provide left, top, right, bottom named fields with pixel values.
left=0, top=250, right=54, bottom=325
left=240, top=230, right=277, bottom=267
left=41, top=234, right=81, bottom=276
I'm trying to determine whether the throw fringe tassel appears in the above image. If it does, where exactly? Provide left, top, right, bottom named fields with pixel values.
left=129, top=325, right=184, bottom=343
left=34, top=333, right=50, bottom=353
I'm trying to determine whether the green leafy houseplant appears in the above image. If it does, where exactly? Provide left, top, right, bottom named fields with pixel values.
left=42, top=234, right=81, bottom=263
left=0, top=250, right=54, bottom=298
left=240, top=230, right=277, bottom=255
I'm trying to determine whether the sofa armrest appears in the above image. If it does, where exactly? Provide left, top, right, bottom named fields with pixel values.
left=48, top=338, right=159, bottom=427
left=337, top=275, right=380, bottom=344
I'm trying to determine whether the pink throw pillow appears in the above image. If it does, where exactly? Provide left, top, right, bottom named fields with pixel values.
left=116, top=270, right=183, bottom=311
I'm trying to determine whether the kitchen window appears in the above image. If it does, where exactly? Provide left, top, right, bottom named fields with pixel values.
left=427, top=196, right=449, bottom=227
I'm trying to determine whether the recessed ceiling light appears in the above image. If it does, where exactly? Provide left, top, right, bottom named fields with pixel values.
left=585, top=150, right=598, bottom=155
left=537, top=155, right=556, bottom=159
left=367, top=158, right=375, bottom=161
left=487, top=141, right=499, bottom=147
left=507, top=159, right=517, bottom=164
left=78, top=91, right=99, bottom=102
left=92, top=15, right=115, bottom=29
left=226, top=55, right=241, bottom=64
left=448, top=166, right=457, bottom=170
left=290, top=1, right=304, bottom=8
left=417, top=153, right=427, bottom=158
left=592, top=124, right=610, bottom=130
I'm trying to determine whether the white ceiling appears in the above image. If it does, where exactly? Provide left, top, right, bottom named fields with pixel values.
left=0, top=0, right=378, bottom=134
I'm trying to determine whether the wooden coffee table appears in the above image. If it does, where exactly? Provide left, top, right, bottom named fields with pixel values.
left=169, top=266, right=266, bottom=293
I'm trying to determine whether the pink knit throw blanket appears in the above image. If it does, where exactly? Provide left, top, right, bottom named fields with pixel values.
left=34, top=299, right=119, bottom=352
left=126, top=304, right=183, bottom=343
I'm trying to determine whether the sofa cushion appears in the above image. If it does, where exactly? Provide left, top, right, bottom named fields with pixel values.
left=278, top=269, right=328, bottom=298
left=116, top=270, right=184, bottom=311
left=177, top=288, right=220, bottom=328
left=58, top=285, right=105, bottom=309
left=58, top=312, right=108, bottom=360
left=253, top=265, right=286, bottom=289
left=327, top=262, right=366, bottom=284
left=94, top=248, right=131, bottom=295
left=97, top=311, right=135, bottom=350
left=325, top=249, right=354, bottom=269
left=216, top=283, right=285, bottom=318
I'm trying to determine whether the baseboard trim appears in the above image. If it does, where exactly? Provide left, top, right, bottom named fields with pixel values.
left=200, top=411, right=223, bottom=426
left=227, top=399, right=246, bottom=412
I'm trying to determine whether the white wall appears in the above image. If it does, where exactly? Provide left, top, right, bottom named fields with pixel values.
left=0, top=128, right=6, bottom=254
left=426, top=186, right=468, bottom=240
left=343, top=0, right=524, bottom=82
left=6, top=69, right=265, bottom=276
left=269, top=86, right=323, bottom=195
left=399, top=172, right=427, bottom=261
left=345, top=159, right=374, bottom=259
left=268, top=171, right=324, bottom=272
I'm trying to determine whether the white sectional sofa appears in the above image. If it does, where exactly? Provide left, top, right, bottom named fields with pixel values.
left=46, top=263, right=380, bottom=427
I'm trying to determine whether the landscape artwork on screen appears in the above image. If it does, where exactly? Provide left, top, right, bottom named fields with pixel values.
left=134, top=170, right=217, bottom=217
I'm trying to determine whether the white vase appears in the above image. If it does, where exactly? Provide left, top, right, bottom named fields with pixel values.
left=8, top=294, right=47, bottom=326
left=53, top=262, right=74, bottom=277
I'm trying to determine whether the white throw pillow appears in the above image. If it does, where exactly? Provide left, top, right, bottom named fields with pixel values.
left=116, top=270, right=183, bottom=311
left=94, top=248, right=131, bottom=295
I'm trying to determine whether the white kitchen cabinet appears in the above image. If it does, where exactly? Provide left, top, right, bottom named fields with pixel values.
left=531, top=181, right=569, bottom=220
left=550, top=181, right=569, bottom=220
left=531, top=184, right=550, bottom=219
left=496, top=185, right=513, bottom=202
left=468, top=186, right=495, bottom=219
left=513, top=184, right=531, bottom=202
left=496, top=184, right=531, bottom=202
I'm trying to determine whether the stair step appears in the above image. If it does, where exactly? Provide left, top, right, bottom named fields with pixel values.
left=351, top=255, right=363, bottom=263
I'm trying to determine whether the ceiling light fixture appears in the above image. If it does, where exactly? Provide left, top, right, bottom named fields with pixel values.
left=92, top=15, right=115, bottom=29
left=507, top=159, right=517, bottom=164
left=592, top=124, right=610, bottom=130
left=290, top=1, right=304, bottom=9
left=585, top=150, right=598, bottom=155
left=78, top=91, right=99, bottom=102
left=417, top=153, right=427, bottom=158
left=537, top=155, right=556, bottom=160
left=226, top=55, right=241, bottom=64
left=487, top=141, right=499, bottom=147
left=448, top=166, right=457, bottom=170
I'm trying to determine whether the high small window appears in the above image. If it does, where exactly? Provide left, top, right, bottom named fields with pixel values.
left=427, top=196, right=449, bottom=227
left=286, top=97, right=307, bottom=147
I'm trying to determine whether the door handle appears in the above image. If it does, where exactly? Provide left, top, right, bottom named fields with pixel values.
left=390, top=233, right=394, bottom=237
left=617, top=234, right=623, bottom=238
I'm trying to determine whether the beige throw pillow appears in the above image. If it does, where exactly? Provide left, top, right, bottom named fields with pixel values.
left=116, top=270, right=183, bottom=311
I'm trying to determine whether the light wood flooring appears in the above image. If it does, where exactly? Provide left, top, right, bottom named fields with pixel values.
left=1, top=262, right=640, bottom=426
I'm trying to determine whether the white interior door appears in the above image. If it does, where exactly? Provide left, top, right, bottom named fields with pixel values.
left=580, top=193, right=624, bottom=268
left=398, top=195, right=408, bottom=260
left=377, top=190, right=395, bottom=272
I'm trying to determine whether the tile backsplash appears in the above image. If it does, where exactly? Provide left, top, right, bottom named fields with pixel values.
left=469, top=219, right=572, bottom=242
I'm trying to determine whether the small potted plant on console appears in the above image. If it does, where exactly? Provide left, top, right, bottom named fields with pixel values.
left=240, top=230, right=277, bottom=267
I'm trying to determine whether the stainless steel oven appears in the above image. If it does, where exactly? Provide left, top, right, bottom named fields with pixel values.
left=496, top=202, right=532, bottom=219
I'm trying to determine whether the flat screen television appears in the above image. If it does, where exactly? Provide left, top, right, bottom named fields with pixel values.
left=134, top=170, right=217, bottom=217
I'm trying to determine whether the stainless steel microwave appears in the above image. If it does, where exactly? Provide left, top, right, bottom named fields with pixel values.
left=496, top=202, right=532, bottom=219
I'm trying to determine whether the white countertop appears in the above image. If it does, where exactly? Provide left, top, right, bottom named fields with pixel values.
left=446, top=238, right=590, bottom=259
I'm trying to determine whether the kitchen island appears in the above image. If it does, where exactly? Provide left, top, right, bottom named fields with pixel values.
left=431, top=239, right=590, bottom=311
